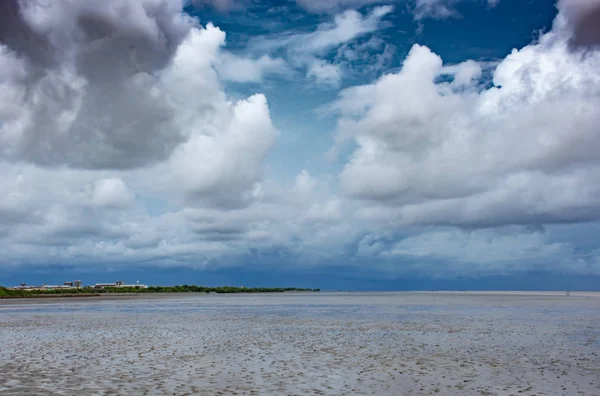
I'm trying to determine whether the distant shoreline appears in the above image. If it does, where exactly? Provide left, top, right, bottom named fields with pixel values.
left=416, top=290, right=600, bottom=297
left=2, top=290, right=599, bottom=302
left=0, top=293, right=103, bottom=299
left=0, top=291, right=323, bottom=304
left=0, top=291, right=323, bottom=300
left=0, top=286, right=321, bottom=300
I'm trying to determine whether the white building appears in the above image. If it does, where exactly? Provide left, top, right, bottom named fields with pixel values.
left=10, top=280, right=83, bottom=291
left=93, top=281, right=147, bottom=289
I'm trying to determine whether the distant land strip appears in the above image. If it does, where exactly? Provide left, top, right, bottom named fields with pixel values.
left=0, top=286, right=320, bottom=299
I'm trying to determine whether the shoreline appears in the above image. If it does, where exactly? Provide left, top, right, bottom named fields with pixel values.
left=0, top=293, right=103, bottom=299
left=0, top=286, right=320, bottom=300
left=0, top=291, right=318, bottom=304
left=418, top=290, right=600, bottom=297
left=1, top=290, right=599, bottom=305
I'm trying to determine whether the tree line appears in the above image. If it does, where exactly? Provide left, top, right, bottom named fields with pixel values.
left=0, top=285, right=319, bottom=297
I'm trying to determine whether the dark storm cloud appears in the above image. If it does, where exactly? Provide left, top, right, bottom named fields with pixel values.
left=0, top=0, right=192, bottom=169
left=560, top=0, right=600, bottom=47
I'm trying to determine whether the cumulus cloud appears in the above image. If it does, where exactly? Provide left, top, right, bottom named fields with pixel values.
left=0, top=0, right=192, bottom=169
left=0, top=0, right=280, bottom=201
left=0, top=0, right=281, bottom=171
left=169, top=93, right=278, bottom=208
left=0, top=1, right=282, bottom=265
left=332, top=0, right=600, bottom=230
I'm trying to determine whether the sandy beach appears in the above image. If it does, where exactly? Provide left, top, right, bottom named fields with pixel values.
left=1, top=292, right=599, bottom=395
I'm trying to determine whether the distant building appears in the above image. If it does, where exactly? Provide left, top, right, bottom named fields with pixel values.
left=45, top=285, right=74, bottom=290
left=9, top=280, right=83, bottom=291
left=93, top=283, right=118, bottom=289
left=10, top=283, right=45, bottom=291
left=93, top=280, right=147, bottom=289
left=9, top=279, right=147, bottom=291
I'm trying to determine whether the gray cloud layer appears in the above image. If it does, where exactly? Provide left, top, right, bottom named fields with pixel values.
left=0, top=0, right=192, bottom=169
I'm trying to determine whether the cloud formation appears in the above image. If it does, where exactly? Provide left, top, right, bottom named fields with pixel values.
left=414, top=0, right=499, bottom=20
left=333, top=0, right=600, bottom=229
left=0, top=0, right=191, bottom=169
left=189, top=0, right=245, bottom=13
left=216, top=53, right=290, bottom=83
left=556, top=0, right=600, bottom=47
left=295, top=0, right=393, bottom=14
left=0, top=0, right=280, bottom=265
left=1, top=0, right=600, bottom=279
left=249, top=6, right=393, bottom=86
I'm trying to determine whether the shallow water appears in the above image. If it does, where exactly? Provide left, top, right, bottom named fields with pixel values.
left=1, top=292, right=599, bottom=395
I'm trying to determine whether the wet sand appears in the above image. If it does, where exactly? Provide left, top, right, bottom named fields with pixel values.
left=1, top=292, right=599, bottom=395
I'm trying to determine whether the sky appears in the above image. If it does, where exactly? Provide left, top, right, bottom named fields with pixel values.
left=1, top=0, right=600, bottom=290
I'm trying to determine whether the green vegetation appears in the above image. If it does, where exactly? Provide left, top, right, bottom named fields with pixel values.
left=1, top=286, right=98, bottom=298
left=100, top=285, right=320, bottom=294
left=0, top=285, right=319, bottom=298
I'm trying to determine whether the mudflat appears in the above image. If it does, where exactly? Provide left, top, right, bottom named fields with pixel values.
left=1, top=292, right=599, bottom=395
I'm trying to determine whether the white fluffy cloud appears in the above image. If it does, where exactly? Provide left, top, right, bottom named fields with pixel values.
left=0, top=0, right=283, bottom=171
left=0, top=0, right=283, bottom=266
left=333, top=9, right=600, bottom=229
left=169, top=93, right=278, bottom=208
